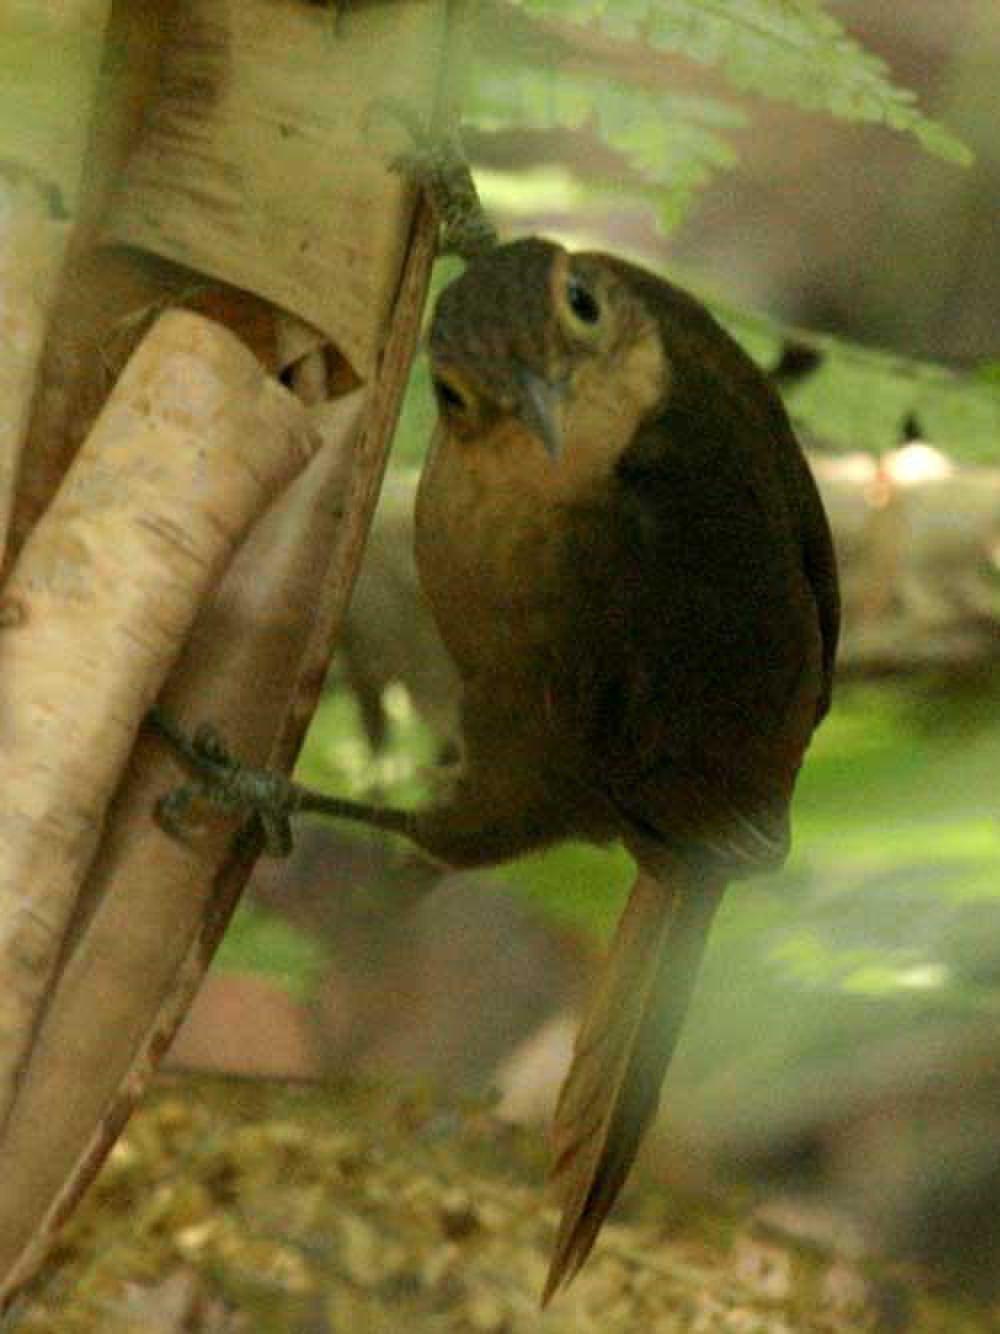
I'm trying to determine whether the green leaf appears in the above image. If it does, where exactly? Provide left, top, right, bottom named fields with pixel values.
left=710, top=301, right=1000, bottom=463
left=506, top=0, right=971, bottom=164
left=470, top=60, right=744, bottom=230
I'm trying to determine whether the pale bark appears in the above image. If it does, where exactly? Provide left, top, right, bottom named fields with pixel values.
left=0, top=0, right=449, bottom=1303
left=0, top=192, right=439, bottom=1305
left=0, top=311, right=318, bottom=1133
left=0, top=388, right=358, bottom=1299
left=104, top=0, right=446, bottom=381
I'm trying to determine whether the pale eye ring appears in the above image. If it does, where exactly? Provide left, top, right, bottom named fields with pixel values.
left=565, top=275, right=601, bottom=326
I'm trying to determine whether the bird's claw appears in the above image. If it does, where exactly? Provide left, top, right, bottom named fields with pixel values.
left=189, top=721, right=231, bottom=766
left=148, top=710, right=295, bottom=857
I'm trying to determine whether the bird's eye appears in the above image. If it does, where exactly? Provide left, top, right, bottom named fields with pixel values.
left=565, top=276, right=601, bottom=327
left=433, top=376, right=469, bottom=414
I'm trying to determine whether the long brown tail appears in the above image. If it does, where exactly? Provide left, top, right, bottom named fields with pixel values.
left=543, top=864, right=725, bottom=1303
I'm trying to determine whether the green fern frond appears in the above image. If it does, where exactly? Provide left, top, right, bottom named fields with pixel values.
left=509, top=0, right=971, bottom=164
left=470, top=61, right=744, bottom=230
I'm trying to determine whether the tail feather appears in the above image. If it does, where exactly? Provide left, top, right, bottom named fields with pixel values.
left=543, top=864, right=724, bottom=1303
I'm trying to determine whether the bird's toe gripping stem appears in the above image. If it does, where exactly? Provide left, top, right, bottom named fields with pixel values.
left=149, top=710, right=295, bottom=857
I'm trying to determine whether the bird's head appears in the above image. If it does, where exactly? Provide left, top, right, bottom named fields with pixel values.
left=427, top=239, right=668, bottom=469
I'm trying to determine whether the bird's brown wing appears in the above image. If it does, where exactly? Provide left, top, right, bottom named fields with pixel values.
left=595, top=246, right=840, bottom=722
left=546, top=268, right=837, bottom=1298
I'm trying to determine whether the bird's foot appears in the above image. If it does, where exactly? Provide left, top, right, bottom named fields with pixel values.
left=148, top=710, right=296, bottom=856
left=373, top=98, right=498, bottom=261
left=148, top=708, right=418, bottom=856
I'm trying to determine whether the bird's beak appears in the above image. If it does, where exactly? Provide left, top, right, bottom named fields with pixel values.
left=513, top=366, right=565, bottom=460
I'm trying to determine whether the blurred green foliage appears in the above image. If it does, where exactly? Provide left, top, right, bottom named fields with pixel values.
left=244, top=669, right=998, bottom=1147
left=469, top=0, right=969, bottom=235
left=216, top=904, right=326, bottom=998
left=230, top=671, right=1000, bottom=1015
left=719, top=306, right=1000, bottom=464
left=507, top=1, right=966, bottom=158
left=472, top=63, right=744, bottom=232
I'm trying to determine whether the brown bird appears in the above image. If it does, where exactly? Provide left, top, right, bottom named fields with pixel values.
left=156, top=236, right=838, bottom=1300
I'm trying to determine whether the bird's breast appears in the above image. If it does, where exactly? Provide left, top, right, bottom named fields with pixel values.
left=414, top=427, right=586, bottom=695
